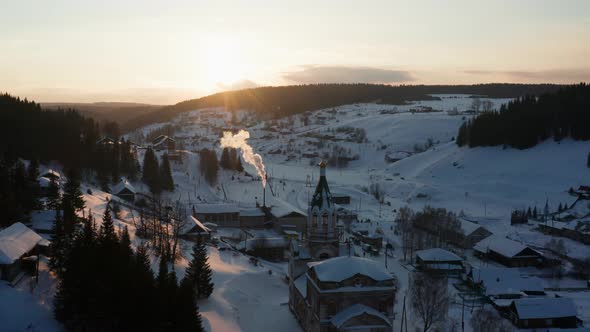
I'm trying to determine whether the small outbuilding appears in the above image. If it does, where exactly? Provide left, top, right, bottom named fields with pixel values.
left=509, top=297, right=578, bottom=329
left=112, top=179, right=136, bottom=202
left=473, top=235, right=544, bottom=267
left=182, top=216, right=211, bottom=243
left=0, top=223, right=43, bottom=282
left=415, top=248, right=463, bottom=274
left=152, top=135, right=176, bottom=151
left=194, top=203, right=240, bottom=228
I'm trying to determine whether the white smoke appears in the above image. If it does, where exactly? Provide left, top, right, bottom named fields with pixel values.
left=220, top=130, right=267, bottom=187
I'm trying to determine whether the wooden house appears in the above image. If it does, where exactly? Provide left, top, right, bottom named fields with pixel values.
left=508, top=297, right=578, bottom=329
left=0, top=223, right=43, bottom=282
left=152, top=135, right=176, bottom=151
left=473, top=235, right=544, bottom=267
left=415, top=248, right=463, bottom=274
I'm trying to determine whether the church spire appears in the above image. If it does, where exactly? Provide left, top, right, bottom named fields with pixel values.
left=311, top=161, right=333, bottom=210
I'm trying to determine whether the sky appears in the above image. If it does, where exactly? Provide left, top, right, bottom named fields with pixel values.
left=1, top=0, right=589, bottom=104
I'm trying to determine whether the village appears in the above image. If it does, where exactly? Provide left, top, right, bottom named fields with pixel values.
left=2, top=95, right=590, bottom=331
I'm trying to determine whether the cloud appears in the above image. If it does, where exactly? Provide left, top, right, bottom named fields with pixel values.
left=463, top=68, right=590, bottom=83
left=216, top=79, right=259, bottom=91
left=283, top=65, right=413, bottom=84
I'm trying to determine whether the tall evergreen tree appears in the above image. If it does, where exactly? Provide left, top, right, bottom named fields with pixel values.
left=587, top=152, right=590, bottom=168
left=184, top=243, right=214, bottom=299
left=61, top=168, right=85, bottom=234
left=142, top=147, right=161, bottom=194
left=160, top=153, right=175, bottom=191
left=49, top=209, right=66, bottom=275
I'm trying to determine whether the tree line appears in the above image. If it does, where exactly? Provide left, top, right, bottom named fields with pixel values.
left=457, top=83, right=590, bottom=149
left=124, top=84, right=562, bottom=131
left=53, top=206, right=208, bottom=331
left=48, top=173, right=212, bottom=331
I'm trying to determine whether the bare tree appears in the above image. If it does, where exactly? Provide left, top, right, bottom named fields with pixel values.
left=471, top=98, right=482, bottom=113
left=395, top=206, right=414, bottom=261
left=470, top=305, right=514, bottom=332
left=481, top=100, right=494, bottom=112
left=409, top=272, right=450, bottom=332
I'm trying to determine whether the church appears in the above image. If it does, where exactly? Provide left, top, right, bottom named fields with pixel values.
left=289, top=162, right=397, bottom=332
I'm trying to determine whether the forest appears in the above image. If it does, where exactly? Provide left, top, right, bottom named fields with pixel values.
left=457, top=83, right=590, bottom=149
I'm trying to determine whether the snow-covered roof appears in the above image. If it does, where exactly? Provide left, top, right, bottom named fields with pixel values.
left=239, top=207, right=265, bottom=217
left=38, top=177, right=52, bottom=188
left=42, top=169, right=61, bottom=179
left=270, top=199, right=307, bottom=218
left=112, top=179, right=136, bottom=195
left=308, top=256, right=393, bottom=283
left=473, top=234, right=540, bottom=258
left=513, top=297, right=577, bottom=319
left=416, top=248, right=462, bottom=262
left=152, top=135, right=175, bottom=146
left=0, top=223, right=42, bottom=264
left=458, top=218, right=486, bottom=236
left=470, top=267, right=544, bottom=296
left=330, top=304, right=391, bottom=328
left=182, top=216, right=211, bottom=235
left=195, top=203, right=239, bottom=214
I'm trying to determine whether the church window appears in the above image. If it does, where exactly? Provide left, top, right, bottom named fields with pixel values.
left=312, top=213, right=318, bottom=226
left=322, top=213, right=328, bottom=226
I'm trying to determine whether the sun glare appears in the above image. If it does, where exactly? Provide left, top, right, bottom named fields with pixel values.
left=202, top=38, right=245, bottom=89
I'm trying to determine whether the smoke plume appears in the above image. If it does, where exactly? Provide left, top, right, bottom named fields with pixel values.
left=220, top=130, right=267, bottom=187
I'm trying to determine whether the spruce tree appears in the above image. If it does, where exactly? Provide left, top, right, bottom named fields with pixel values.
left=236, top=154, right=244, bottom=172
left=184, top=242, right=214, bottom=299
left=558, top=203, right=563, bottom=212
left=46, top=178, right=61, bottom=210
left=49, top=209, right=66, bottom=274
left=99, top=204, right=118, bottom=248
left=587, top=152, right=590, bottom=168
left=142, top=148, right=161, bottom=194
left=533, top=206, right=538, bottom=219
left=160, top=153, right=174, bottom=191
left=220, top=148, right=230, bottom=169
left=176, top=279, right=205, bottom=332
left=61, top=169, right=85, bottom=234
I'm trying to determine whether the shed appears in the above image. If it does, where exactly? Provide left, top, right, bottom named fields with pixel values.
left=0, top=223, right=42, bottom=282
left=182, top=216, right=211, bottom=243
left=509, top=297, right=578, bottom=329
left=473, top=235, right=544, bottom=267
left=415, top=248, right=463, bottom=273
left=112, top=179, right=136, bottom=202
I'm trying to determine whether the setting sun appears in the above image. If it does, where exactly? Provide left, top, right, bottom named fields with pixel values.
left=202, top=38, right=247, bottom=88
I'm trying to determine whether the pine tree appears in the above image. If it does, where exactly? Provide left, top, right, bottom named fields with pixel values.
left=142, top=148, right=161, bottom=194
left=197, top=243, right=214, bottom=299
left=99, top=204, right=118, bottom=247
left=558, top=203, right=563, bottom=212
left=176, top=279, right=205, bottom=332
left=220, top=148, right=231, bottom=169
left=61, top=168, right=85, bottom=234
left=587, top=152, right=590, bottom=168
left=533, top=206, right=538, bottom=219
left=120, top=226, right=133, bottom=259
left=157, top=255, right=169, bottom=290
left=160, top=153, right=175, bottom=191
left=49, top=209, right=66, bottom=274
left=236, top=154, right=244, bottom=172
left=526, top=207, right=532, bottom=217
left=46, top=178, right=61, bottom=210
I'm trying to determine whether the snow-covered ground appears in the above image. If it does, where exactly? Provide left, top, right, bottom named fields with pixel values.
left=4, top=94, right=590, bottom=331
